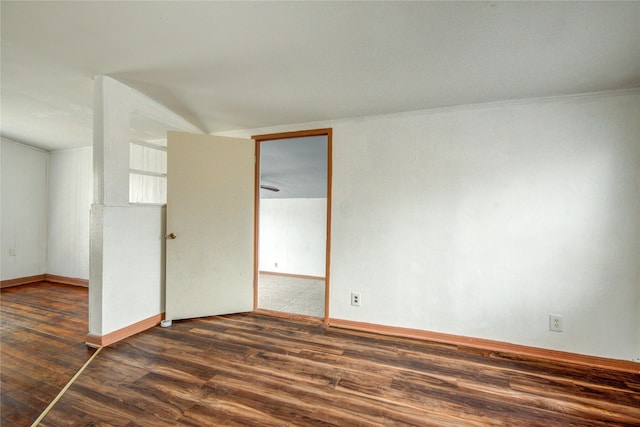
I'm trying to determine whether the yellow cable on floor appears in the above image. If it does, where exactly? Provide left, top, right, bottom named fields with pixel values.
left=30, top=346, right=103, bottom=427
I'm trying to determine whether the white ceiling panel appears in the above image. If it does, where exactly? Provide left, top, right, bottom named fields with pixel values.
left=1, top=1, right=639, bottom=151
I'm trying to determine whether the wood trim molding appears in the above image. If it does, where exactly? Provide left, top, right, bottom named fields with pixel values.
left=86, top=313, right=164, bottom=348
left=259, top=271, right=325, bottom=281
left=253, top=138, right=261, bottom=311
left=1, top=274, right=88, bottom=288
left=324, top=128, right=333, bottom=325
left=253, top=127, right=333, bottom=325
left=328, top=318, right=640, bottom=374
left=252, top=128, right=333, bottom=141
left=45, top=274, right=89, bottom=287
left=1, top=274, right=46, bottom=288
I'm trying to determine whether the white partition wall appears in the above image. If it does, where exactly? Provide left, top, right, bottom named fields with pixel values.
left=90, top=76, right=201, bottom=338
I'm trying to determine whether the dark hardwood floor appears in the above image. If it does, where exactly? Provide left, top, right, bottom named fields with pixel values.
left=35, top=312, right=639, bottom=426
left=1, top=282, right=94, bottom=426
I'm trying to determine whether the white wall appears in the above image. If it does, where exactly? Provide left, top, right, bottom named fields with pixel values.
left=222, top=90, right=640, bottom=361
left=331, top=91, right=639, bottom=361
left=48, top=147, right=92, bottom=279
left=1, top=138, right=48, bottom=280
left=1, top=139, right=92, bottom=283
left=260, top=198, right=326, bottom=277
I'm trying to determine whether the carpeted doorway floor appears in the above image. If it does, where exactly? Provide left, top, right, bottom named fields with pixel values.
left=258, top=274, right=325, bottom=318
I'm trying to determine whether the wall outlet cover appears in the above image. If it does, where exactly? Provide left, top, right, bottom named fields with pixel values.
left=351, top=292, right=361, bottom=307
left=549, top=314, right=563, bottom=332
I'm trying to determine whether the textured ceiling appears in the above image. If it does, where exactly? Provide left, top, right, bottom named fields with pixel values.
left=1, top=1, right=639, bottom=151
left=260, top=135, right=327, bottom=199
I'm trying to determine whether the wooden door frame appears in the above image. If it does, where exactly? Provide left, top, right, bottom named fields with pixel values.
left=252, top=128, right=333, bottom=323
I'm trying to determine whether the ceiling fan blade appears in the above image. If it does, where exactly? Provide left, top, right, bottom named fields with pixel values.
left=260, top=184, right=280, bottom=192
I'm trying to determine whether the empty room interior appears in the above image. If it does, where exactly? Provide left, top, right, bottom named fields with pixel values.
left=1, top=2, right=639, bottom=426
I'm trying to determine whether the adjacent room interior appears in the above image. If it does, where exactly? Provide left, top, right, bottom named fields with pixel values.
left=257, top=134, right=329, bottom=319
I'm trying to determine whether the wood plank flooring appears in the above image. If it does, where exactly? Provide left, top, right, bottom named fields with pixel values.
left=39, top=312, right=640, bottom=426
left=1, top=282, right=94, bottom=426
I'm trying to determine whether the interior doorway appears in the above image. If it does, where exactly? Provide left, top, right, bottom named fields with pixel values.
left=253, top=129, right=332, bottom=321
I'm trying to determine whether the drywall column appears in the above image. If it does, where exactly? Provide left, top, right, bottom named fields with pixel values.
left=90, top=76, right=201, bottom=339
left=90, top=75, right=131, bottom=336
left=93, top=76, right=131, bottom=206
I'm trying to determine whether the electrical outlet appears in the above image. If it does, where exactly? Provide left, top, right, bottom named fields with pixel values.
left=351, top=292, right=361, bottom=307
left=549, top=314, right=563, bottom=332
left=9, top=247, right=16, bottom=257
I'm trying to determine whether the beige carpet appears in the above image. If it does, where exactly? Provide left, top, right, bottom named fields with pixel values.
left=258, top=273, right=325, bottom=318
